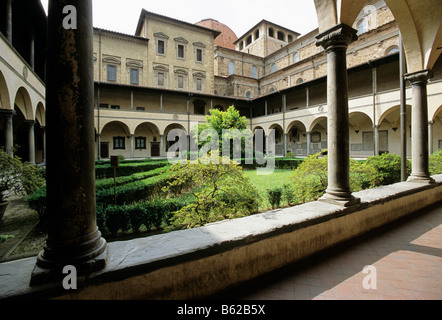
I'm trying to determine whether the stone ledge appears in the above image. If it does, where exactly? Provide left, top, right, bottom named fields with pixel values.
left=1, top=175, right=441, bottom=299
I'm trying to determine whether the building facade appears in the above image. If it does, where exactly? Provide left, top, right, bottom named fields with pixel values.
left=1, top=0, right=441, bottom=163
left=91, top=0, right=442, bottom=160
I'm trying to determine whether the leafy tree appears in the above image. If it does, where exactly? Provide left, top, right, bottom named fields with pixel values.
left=192, top=106, right=251, bottom=159
left=163, top=155, right=261, bottom=230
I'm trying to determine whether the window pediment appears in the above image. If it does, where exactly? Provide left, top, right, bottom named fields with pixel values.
left=154, top=32, right=169, bottom=39
left=193, top=71, right=206, bottom=78
left=102, top=56, right=121, bottom=65
left=193, top=41, right=206, bottom=48
left=174, top=37, right=188, bottom=44
left=126, top=60, right=143, bottom=68
left=174, top=68, right=188, bottom=75
left=153, top=64, right=169, bottom=72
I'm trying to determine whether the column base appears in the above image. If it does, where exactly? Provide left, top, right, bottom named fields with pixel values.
left=319, top=191, right=361, bottom=207
left=407, top=174, right=435, bottom=184
left=29, top=238, right=108, bottom=287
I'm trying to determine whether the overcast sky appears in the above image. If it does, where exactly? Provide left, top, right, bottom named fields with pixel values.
left=39, top=0, right=319, bottom=38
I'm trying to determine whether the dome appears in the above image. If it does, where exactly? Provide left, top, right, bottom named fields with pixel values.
left=195, top=19, right=238, bottom=50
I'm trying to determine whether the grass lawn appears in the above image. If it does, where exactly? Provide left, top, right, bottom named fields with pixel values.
left=243, top=169, right=295, bottom=211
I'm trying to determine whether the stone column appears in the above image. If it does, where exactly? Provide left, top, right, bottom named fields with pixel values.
left=316, top=24, right=360, bottom=207
left=374, top=125, right=380, bottom=156
left=306, top=131, right=311, bottom=156
left=405, top=70, right=434, bottom=183
left=428, top=121, right=434, bottom=155
left=31, top=0, right=107, bottom=285
left=160, top=134, right=164, bottom=157
left=26, top=120, right=35, bottom=165
left=41, top=126, right=46, bottom=163
left=130, top=134, right=135, bottom=158
left=1, top=109, right=14, bottom=155
left=6, top=0, right=12, bottom=43
left=283, top=133, right=287, bottom=156
left=97, top=133, right=101, bottom=160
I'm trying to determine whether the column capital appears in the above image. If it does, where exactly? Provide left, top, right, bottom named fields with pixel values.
left=25, top=119, right=36, bottom=125
left=0, top=109, right=15, bottom=116
left=404, top=69, right=432, bottom=85
left=315, top=23, right=358, bottom=51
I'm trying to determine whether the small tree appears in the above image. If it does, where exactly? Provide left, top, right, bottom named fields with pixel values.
left=163, top=155, right=261, bottom=230
left=192, top=106, right=250, bottom=158
left=0, top=147, right=45, bottom=203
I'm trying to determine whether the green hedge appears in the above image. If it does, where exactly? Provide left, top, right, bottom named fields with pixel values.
left=27, top=166, right=176, bottom=226
left=96, top=196, right=194, bottom=237
left=95, top=160, right=170, bottom=179
left=96, top=171, right=173, bottom=206
left=96, top=166, right=170, bottom=190
left=238, top=157, right=303, bottom=170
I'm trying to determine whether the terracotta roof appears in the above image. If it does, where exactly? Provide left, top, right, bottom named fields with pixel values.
left=195, top=19, right=238, bottom=50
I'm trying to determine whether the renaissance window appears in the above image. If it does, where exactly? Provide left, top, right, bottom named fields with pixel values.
left=135, top=137, right=146, bottom=150
left=177, top=44, right=185, bottom=59
left=130, top=68, right=139, bottom=85
left=357, top=19, right=368, bottom=35
left=196, top=48, right=203, bottom=62
left=229, top=61, right=235, bottom=75
left=252, top=65, right=257, bottom=79
left=157, top=40, right=165, bottom=55
left=177, top=75, right=184, bottom=89
left=158, top=73, right=166, bottom=87
left=113, top=137, right=125, bottom=150
left=196, top=78, right=202, bottom=91
left=107, top=65, right=116, bottom=81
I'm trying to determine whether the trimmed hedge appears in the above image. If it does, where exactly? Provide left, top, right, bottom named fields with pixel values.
left=238, top=157, right=303, bottom=170
left=96, top=196, right=194, bottom=237
left=95, top=160, right=170, bottom=179
left=96, top=171, right=174, bottom=206
left=96, top=166, right=170, bottom=191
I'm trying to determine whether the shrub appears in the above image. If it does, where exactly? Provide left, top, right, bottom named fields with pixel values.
left=429, top=149, right=442, bottom=175
left=103, top=205, right=130, bottom=237
left=25, top=186, right=48, bottom=229
left=282, top=183, right=295, bottom=206
left=164, top=156, right=261, bottom=230
left=0, top=147, right=45, bottom=203
left=288, top=152, right=328, bottom=204
left=285, top=152, right=297, bottom=158
left=267, top=187, right=282, bottom=209
left=364, top=153, right=410, bottom=185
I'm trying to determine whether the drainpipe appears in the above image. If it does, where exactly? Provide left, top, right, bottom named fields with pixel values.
left=368, top=60, right=377, bottom=156
left=97, top=29, right=102, bottom=160
left=399, top=33, right=407, bottom=181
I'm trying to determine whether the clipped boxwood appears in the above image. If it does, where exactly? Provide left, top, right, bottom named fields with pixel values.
left=95, top=160, right=171, bottom=179
left=96, top=166, right=170, bottom=191
left=97, top=196, right=193, bottom=237
left=96, top=172, right=174, bottom=206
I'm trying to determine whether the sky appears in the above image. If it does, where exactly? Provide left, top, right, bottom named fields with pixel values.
left=39, top=0, right=319, bottom=38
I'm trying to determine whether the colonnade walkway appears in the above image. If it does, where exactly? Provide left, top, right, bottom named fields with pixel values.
left=210, top=202, right=442, bottom=300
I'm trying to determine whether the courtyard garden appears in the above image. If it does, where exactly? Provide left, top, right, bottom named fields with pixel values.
left=0, top=106, right=441, bottom=258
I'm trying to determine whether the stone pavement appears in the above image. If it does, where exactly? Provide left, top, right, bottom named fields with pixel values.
left=210, top=202, right=442, bottom=300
